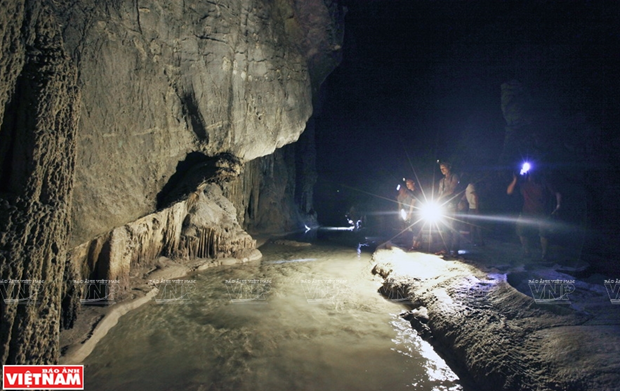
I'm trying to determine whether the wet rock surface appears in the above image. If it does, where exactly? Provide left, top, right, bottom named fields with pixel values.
left=371, top=241, right=620, bottom=391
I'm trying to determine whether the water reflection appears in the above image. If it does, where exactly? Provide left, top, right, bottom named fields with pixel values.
left=84, top=239, right=465, bottom=391
left=267, top=258, right=318, bottom=264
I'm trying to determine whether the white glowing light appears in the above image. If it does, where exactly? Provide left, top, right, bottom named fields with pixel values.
left=419, top=201, right=444, bottom=224
left=400, top=208, right=407, bottom=221
left=304, top=225, right=311, bottom=233
left=520, top=162, right=531, bottom=175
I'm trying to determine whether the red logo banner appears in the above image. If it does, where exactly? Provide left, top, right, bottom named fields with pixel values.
left=2, top=365, right=84, bottom=390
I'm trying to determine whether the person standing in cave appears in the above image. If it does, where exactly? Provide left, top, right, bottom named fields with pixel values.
left=437, top=161, right=461, bottom=257
left=461, top=174, right=485, bottom=246
left=507, top=170, right=562, bottom=260
left=397, top=178, right=421, bottom=250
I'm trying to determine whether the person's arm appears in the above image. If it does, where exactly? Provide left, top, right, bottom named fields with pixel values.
left=408, top=200, right=415, bottom=219
left=544, top=181, right=562, bottom=215
left=438, top=178, right=445, bottom=198
left=447, top=174, right=459, bottom=196
left=507, top=174, right=518, bottom=195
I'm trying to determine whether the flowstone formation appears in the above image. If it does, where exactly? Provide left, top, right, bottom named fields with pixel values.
left=1, top=0, right=344, bottom=365
left=178, top=185, right=256, bottom=261
left=63, top=154, right=254, bottom=310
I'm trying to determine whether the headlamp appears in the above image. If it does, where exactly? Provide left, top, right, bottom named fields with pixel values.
left=520, top=162, right=531, bottom=175
left=419, top=201, right=444, bottom=224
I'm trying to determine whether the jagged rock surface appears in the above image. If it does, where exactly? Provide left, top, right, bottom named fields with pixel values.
left=0, top=4, right=80, bottom=364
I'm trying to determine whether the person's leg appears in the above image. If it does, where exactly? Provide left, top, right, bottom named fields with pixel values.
left=451, top=226, right=460, bottom=255
left=471, top=209, right=484, bottom=245
left=436, top=221, right=451, bottom=255
left=448, top=208, right=459, bottom=255
left=413, top=239, right=421, bottom=249
left=539, top=217, right=553, bottom=260
left=516, top=215, right=531, bottom=256
left=467, top=217, right=475, bottom=243
left=540, top=236, right=549, bottom=259
left=436, top=232, right=450, bottom=255
left=412, top=225, right=421, bottom=250
left=520, top=235, right=531, bottom=256
left=474, top=224, right=485, bottom=245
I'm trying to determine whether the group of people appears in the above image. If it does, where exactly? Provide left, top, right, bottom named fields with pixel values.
left=396, top=160, right=562, bottom=261
left=396, top=161, right=471, bottom=256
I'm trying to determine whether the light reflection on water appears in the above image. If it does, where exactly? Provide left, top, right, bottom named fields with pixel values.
left=267, top=258, right=318, bottom=264
left=84, top=240, right=464, bottom=391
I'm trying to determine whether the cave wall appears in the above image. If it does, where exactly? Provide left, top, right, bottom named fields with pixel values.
left=221, top=92, right=320, bottom=236
left=0, top=0, right=344, bottom=365
left=222, top=132, right=318, bottom=236
left=0, top=2, right=81, bottom=365
left=64, top=0, right=342, bottom=247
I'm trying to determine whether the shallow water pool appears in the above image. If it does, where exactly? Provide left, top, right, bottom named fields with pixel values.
left=84, top=240, right=464, bottom=391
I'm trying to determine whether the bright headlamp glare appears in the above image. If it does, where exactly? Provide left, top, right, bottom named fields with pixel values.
left=419, top=201, right=444, bottom=224
left=520, top=162, right=531, bottom=175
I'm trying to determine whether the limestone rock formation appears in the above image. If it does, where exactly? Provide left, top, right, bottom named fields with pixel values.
left=66, top=0, right=343, bottom=246
left=372, top=248, right=620, bottom=391
left=0, top=4, right=80, bottom=365
left=499, top=80, right=535, bottom=165
left=63, top=181, right=255, bottom=321
left=1, top=0, right=344, bottom=365
left=178, top=183, right=256, bottom=261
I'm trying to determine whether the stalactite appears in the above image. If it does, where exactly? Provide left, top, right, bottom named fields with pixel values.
left=208, top=228, right=214, bottom=258
left=161, top=202, right=186, bottom=257
left=201, top=228, right=207, bottom=258
left=172, top=226, right=253, bottom=260
left=64, top=181, right=258, bottom=325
